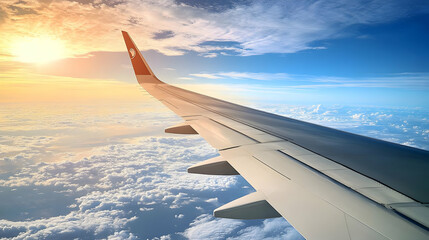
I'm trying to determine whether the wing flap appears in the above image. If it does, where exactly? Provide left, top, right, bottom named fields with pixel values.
left=165, top=122, right=198, bottom=134
left=187, top=156, right=239, bottom=175
left=214, top=191, right=281, bottom=219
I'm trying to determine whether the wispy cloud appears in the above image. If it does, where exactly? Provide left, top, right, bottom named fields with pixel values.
left=0, top=0, right=427, bottom=58
left=189, top=73, right=223, bottom=79
left=178, top=77, right=194, bottom=80
left=191, top=72, right=292, bottom=81
left=187, top=72, right=429, bottom=89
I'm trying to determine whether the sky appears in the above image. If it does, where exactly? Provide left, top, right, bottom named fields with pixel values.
left=0, top=0, right=429, bottom=239
left=0, top=0, right=428, bottom=106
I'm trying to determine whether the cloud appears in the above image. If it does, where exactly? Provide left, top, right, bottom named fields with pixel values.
left=107, top=230, right=138, bottom=240
left=190, top=72, right=291, bottom=81
left=0, top=101, right=303, bottom=239
left=1, top=100, right=428, bottom=239
left=228, top=218, right=304, bottom=240
left=189, top=73, right=223, bottom=79
left=181, top=214, right=302, bottom=240
left=255, top=104, right=429, bottom=150
left=351, top=113, right=363, bottom=120
left=0, top=101, right=178, bottom=174
left=153, top=30, right=175, bottom=40
left=205, top=197, right=219, bottom=205
left=0, top=7, right=8, bottom=24
left=0, top=136, right=239, bottom=239
left=186, top=71, right=429, bottom=89
left=7, top=5, right=38, bottom=15
left=181, top=214, right=245, bottom=240
left=0, top=0, right=427, bottom=58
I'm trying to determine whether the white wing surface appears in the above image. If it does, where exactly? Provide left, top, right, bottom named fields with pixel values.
left=122, top=31, right=429, bottom=240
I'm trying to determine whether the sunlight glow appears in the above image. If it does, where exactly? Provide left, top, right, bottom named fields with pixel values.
left=12, top=36, right=66, bottom=63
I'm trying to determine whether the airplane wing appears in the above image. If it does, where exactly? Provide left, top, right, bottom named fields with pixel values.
left=121, top=31, right=429, bottom=240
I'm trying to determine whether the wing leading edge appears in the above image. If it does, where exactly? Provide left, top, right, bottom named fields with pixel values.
left=121, top=31, right=429, bottom=240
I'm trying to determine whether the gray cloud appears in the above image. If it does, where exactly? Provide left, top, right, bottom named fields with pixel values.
left=175, top=0, right=251, bottom=13
left=0, top=7, right=8, bottom=25
left=7, top=5, right=37, bottom=15
left=153, top=30, right=175, bottom=40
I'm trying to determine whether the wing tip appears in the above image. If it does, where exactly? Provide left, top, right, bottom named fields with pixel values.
left=121, top=31, right=163, bottom=84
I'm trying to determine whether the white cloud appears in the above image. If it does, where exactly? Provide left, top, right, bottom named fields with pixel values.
left=190, top=73, right=223, bottom=79
left=152, top=234, right=171, bottom=240
left=182, top=214, right=244, bottom=240
left=205, top=197, right=219, bottom=205
left=107, top=230, right=139, bottom=240
left=0, top=136, right=239, bottom=239
left=254, top=104, right=429, bottom=150
left=1, top=101, right=428, bottom=239
left=311, top=104, right=321, bottom=113
left=351, top=113, right=363, bottom=120
left=181, top=215, right=302, bottom=240
left=228, top=218, right=304, bottom=240
left=0, top=211, right=137, bottom=240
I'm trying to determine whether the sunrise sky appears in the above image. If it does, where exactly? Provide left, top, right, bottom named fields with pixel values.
left=0, top=1, right=429, bottom=239
left=0, top=0, right=428, bottom=106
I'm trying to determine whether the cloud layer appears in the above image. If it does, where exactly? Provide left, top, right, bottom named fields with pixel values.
left=1, top=100, right=428, bottom=239
left=0, top=136, right=238, bottom=239
left=0, top=102, right=302, bottom=239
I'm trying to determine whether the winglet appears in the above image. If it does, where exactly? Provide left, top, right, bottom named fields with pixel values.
left=121, top=31, right=162, bottom=84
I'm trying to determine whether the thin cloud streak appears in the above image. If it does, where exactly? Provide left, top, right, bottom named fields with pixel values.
left=187, top=72, right=429, bottom=89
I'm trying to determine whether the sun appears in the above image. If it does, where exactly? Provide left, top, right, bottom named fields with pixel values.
left=12, top=36, right=66, bottom=63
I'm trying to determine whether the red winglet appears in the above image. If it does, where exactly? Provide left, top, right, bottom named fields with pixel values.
left=122, top=31, right=152, bottom=76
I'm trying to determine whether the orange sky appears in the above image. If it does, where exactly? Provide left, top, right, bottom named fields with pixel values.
left=0, top=0, right=190, bottom=102
left=0, top=0, right=246, bottom=103
left=0, top=1, right=134, bottom=102
left=0, top=70, right=147, bottom=103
